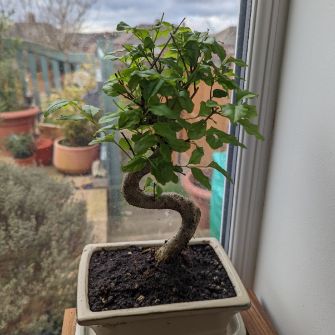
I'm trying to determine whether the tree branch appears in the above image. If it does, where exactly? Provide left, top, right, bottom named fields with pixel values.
left=150, top=17, right=186, bottom=70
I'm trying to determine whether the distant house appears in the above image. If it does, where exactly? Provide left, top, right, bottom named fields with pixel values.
left=214, top=26, right=237, bottom=56
left=9, top=14, right=236, bottom=57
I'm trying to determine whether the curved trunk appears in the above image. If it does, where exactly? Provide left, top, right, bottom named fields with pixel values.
left=122, top=164, right=201, bottom=263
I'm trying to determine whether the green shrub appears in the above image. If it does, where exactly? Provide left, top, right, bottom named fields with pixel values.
left=0, top=10, right=25, bottom=112
left=62, top=120, right=97, bottom=147
left=5, top=134, right=36, bottom=158
left=0, top=164, right=89, bottom=335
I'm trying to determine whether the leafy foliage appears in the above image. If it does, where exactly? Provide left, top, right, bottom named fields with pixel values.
left=62, top=120, right=98, bottom=147
left=5, top=134, right=35, bottom=158
left=40, top=66, right=97, bottom=125
left=0, top=164, right=88, bottom=335
left=46, top=17, right=263, bottom=190
left=0, top=10, right=25, bottom=112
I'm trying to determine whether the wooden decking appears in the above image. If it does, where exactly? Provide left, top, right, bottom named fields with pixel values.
left=61, top=290, right=277, bottom=335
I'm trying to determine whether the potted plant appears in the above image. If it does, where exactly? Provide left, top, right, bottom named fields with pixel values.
left=47, top=18, right=263, bottom=335
left=0, top=11, right=38, bottom=142
left=39, top=66, right=96, bottom=141
left=5, top=133, right=36, bottom=166
left=53, top=119, right=99, bottom=174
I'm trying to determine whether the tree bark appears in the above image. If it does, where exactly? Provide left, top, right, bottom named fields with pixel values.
left=122, top=163, right=201, bottom=263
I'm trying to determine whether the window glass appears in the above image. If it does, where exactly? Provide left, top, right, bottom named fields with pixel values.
left=0, top=1, right=239, bottom=334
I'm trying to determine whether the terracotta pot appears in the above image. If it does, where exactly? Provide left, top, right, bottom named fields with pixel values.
left=53, top=137, right=99, bottom=175
left=182, top=171, right=211, bottom=229
left=38, top=123, right=64, bottom=141
left=14, top=155, right=36, bottom=166
left=77, top=238, right=250, bottom=335
left=0, top=107, right=39, bottom=141
left=35, top=137, right=53, bottom=166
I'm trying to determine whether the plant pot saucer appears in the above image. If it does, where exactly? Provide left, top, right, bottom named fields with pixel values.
left=74, top=313, right=246, bottom=335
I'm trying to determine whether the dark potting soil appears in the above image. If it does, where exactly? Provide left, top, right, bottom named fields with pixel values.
left=88, top=244, right=236, bottom=312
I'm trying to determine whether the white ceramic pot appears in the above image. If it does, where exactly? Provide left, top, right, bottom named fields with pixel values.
left=77, top=238, right=250, bottom=335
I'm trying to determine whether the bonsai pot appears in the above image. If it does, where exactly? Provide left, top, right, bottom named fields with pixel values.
left=35, top=137, right=53, bottom=166
left=14, top=155, right=36, bottom=166
left=53, top=137, right=99, bottom=174
left=38, top=122, right=64, bottom=141
left=77, top=238, right=250, bottom=335
left=0, top=107, right=39, bottom=140
left=182, top=171, right=211, bottom=229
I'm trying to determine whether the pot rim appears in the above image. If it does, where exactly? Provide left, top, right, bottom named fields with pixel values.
left=54, top=137, right=99, bottom=151
left=38, top=122, right=63, bottom=129
left=0, top=106, right=39, bottom=119
left=77, top=237, right=250, bottom=325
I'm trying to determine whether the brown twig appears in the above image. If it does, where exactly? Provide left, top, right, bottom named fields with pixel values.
left=121, top=131, right=135, bottom=156
left=151, top=17, right=186, bottom=70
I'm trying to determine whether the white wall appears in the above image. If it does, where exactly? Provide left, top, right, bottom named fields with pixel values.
left=253, top=0, right=335, bottom=334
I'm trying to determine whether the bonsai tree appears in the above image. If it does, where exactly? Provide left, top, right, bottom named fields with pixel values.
left=46, top=17, right=263, bottom=263
left=5, top=134, right=35, bottom=159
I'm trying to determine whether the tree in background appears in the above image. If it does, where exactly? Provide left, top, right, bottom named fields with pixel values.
left=16, top=0, right=97, bottom=51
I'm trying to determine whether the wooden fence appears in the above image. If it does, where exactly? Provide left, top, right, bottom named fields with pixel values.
left=14, top=40, right=94, bottom=107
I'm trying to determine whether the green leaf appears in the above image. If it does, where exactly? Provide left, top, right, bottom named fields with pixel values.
left=211, top=41, right=226, bottom=61
left=225, top=56, right=247, bottom=67
left=206, top=100, right=219, bottom=108
left=208, top=161, right=232, bottom=183
left=118, top=138, right=132, bottom=152
left=153, top=122, right=177, bottom=139
left=178, top=91, right=194, bottom=113
left=58, top=114, right=85, bottom=121
left=144, top=176, right=154, bottom=188
left=206, top=127, right=245, bottom=149
left=134, top=134, right=157, bottom=154
left=199, top=101, right=211, bottom=116
left=187, top=120, right=206, bottom=140
left=103, top=81, right=128, bottom=97
left=142, top=78, right=165, bottom=100
left=143, top=36, right=155, bottom=49
left=132, top=69, right=159, bottom=79
left=122, top=156, right=147, bottom=172
left=191, top=167, right=211, bottom=190
left=160, top=142, right=172, bottom=161
left=213, top=89, right=228, bottom=98
left=45, top=99, right=76, bottom=117
left=89, top=133, right=115, bottom=145
left=104, top=53, right=121, bottom=61
left=236, top=90, right=257, bottom=103
left=189, top=147, right=204, bottom=165
left=167, top=138, right=190, bottom=152
left=116, top=21, right=131, bottom=31
left=99, top=111, right=121, bottom=124
left=81, top=104, right=100, bottom=122
left=118, top=109, right=141, bottom=129
left=239, top=119, right=264, bottom=140
left=222, top=104, right=252, bottom=123
left=149, top=104, right=179, bottom=119
left=151, top=159, right=177, bottom=184
left=155, top=184, right=163, bottom=197
left=184, top=40, right=200, bottom=67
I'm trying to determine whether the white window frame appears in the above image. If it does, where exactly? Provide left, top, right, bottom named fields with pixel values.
left=222, top=0, right=290, bottom=287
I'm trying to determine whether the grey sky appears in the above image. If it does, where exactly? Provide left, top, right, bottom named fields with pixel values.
left=10, top=0, right=239, bottom=34
left=83, top=0, right=239, bottom=33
